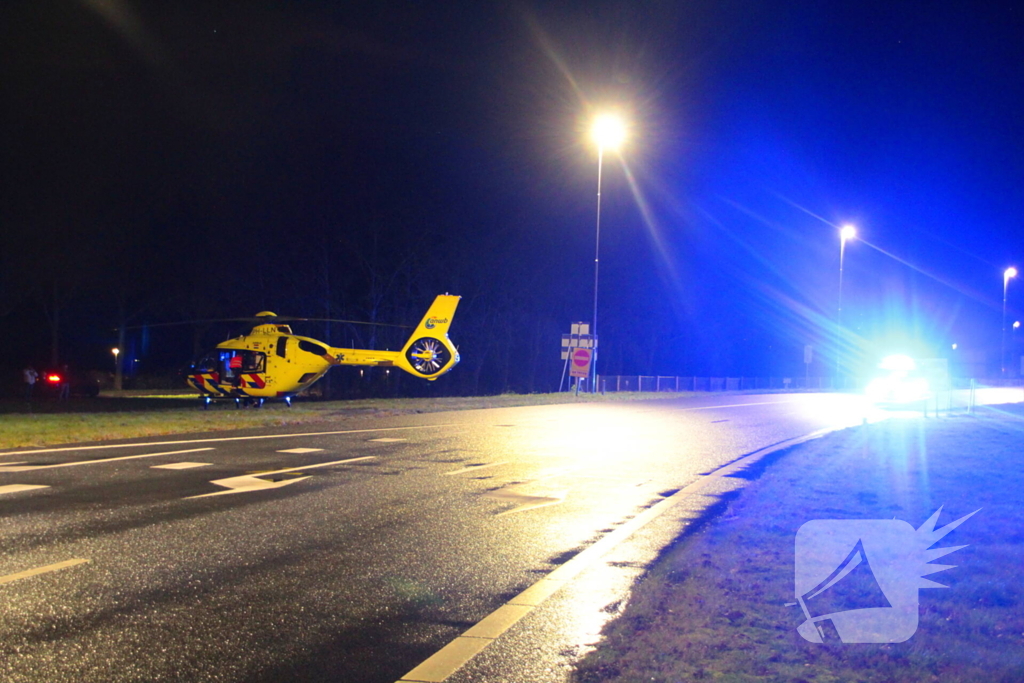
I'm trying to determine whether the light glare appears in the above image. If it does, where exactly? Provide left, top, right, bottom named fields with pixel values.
left=591, top=114, right=626, bottom=151
left=878, top=354, right=916, bottom=372
left=1006, top=266, right=1018, bottom=281
left=840, top=224, right=856, bottom=241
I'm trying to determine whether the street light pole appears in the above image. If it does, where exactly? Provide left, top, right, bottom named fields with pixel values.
left=836, top=225, right=856, bottom=385
left=588, top=113, right=626, bottom=393
left=1002, top=266, right=1017, bottom=377
left=1014, top=321, right=1022, bottom=378
left=592, top=144, right=604, bottom=394
left=112, top=347, right=121, bottom=391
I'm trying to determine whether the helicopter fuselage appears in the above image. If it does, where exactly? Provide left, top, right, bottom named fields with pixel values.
left=185, top=295, right=461, bottom=400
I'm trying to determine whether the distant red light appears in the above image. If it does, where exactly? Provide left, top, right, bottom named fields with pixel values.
left=46, top=374, right=62, bottom=383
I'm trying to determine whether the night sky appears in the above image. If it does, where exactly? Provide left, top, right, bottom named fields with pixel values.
left=3, top=1, right=1023, bottom=393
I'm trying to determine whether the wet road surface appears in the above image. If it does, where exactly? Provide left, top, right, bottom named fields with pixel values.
left=0, top=393, right=873, bottom=682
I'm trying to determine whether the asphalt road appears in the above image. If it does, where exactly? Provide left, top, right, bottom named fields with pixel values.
left=0, top=393, right=875, bottom=683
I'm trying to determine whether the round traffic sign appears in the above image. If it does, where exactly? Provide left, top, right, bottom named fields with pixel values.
left=572, top=348, right=591, bottom=366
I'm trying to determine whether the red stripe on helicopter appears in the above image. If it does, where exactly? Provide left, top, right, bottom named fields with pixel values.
left=192, top=373, right=227, bottom=394
left=242, top=374, right=266, bottom=389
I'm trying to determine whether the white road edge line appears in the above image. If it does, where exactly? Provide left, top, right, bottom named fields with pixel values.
left=678, top=399, right=802, bottom=411
left=0, top=558, right=91, bottom=586
left=0, top=448, right=215, bottom=472
left=0, top=424, right=456, bottom=458
left=0, top=401, right=802, bottom=460
left=395, top=426, right=835, bottom=683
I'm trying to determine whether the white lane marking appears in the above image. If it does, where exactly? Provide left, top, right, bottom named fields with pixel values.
left=0, top=448, right=215, bottom=472
left=188, top=456, right=376, bottom=499
left=277, top=448, right=324, bottom=454
left=443, top=462, right=507, bottom=476
left=0, top=559, right=90, bottom=586
left=0, top=424, right=455, bottom=457
left=151, top=462, right=211, bottom=470
left=396, top=427, right=834, bottom=683
left=482, top=485, right=567, bottom=516
left=369, top=438, right=406, bottom=443
left=189, top=473, right=312, bottom=497
left=0, top=484, right=49, bottom=495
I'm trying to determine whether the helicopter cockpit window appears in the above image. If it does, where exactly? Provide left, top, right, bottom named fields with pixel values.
left=276, top=337, right=288, bottom=358
left=192, top=353, right=219, bottom=373
left=298, top=340, right=328, bottom=356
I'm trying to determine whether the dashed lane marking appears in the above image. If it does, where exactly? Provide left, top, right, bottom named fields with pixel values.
left=0, top=448, right=215, bottom=472
left=151, top=462, right=211, bottom=470
left=443, top=462, right=507, bottom=476
left=277, top=448, right=324, bottom=454
left=0, top=559, right=90, bottom=586
left=0, top=424, right=456, bottom=457
left=0, top=484, right=49, bottom=495
left=369, top=438, right=407, bottom=443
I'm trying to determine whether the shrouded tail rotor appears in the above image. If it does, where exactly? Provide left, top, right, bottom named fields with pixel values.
left=406, top=337, right=452, bottom=375
left=395, top=295, right=461, bottom=379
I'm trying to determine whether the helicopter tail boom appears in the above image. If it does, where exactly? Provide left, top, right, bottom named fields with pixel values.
left=327, top=295, right=460, bottom=380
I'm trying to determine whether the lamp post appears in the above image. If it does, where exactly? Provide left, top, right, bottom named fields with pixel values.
left=1002, top=267, right=1017, bottom=377
left=588, top=113, right=626, bottom=393
left=836, top=224, right=856, bottom=384
left=1015, top=321, right=1022, bottom=377
left=112, top=347, right=121, bottom=391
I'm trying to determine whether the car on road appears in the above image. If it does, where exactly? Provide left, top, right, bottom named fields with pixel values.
left=865, top=354, right=930, bottom=405
left=39, top=368, right=101, bottom=398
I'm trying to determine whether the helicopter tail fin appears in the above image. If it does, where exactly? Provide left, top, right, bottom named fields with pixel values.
left=395, top=295, right=461, bottom=380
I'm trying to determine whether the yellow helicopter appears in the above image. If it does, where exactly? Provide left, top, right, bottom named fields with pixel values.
left=185, top=294, right=460, bottom=406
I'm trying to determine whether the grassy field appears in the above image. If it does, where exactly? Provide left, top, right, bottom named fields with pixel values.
left=0, top=391, right=688, bottom=450
left=575, top=405, right=1024, bottom=682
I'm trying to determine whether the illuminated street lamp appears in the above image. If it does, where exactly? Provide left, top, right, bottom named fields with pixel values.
left=1003, top=267, right=1018, bottom=377
left=588, top=112, right=627, bottom=392
left=836, top=225, right=857, bottom=382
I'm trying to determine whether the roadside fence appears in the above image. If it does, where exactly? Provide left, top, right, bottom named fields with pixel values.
left=595, top=376, right=861, bottom=393
left=592, top=375, right=1024, bottom=394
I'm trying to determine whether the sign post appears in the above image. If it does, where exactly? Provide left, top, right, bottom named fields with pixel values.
left=569, top=348, right=592, bottom=395
left=559, top=323, right=593, bottom=392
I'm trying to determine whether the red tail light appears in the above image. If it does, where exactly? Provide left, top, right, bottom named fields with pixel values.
left=46, top=374, right=62, bottom=383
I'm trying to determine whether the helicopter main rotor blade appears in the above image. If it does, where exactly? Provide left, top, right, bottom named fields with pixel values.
left=120, top=317, right=411, bottom=331
left=294, top=318, right=412, bottom=329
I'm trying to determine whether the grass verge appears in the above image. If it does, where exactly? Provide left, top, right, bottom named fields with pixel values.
left=0, top=391, right=688, bottom=450
left=575, top=404, right=1024, bottom=682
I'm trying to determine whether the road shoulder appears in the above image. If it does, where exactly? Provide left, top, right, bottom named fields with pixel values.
left=575, top=405, right=1024, bottom=682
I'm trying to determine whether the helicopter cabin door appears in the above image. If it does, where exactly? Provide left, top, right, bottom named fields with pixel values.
left=239, top=350, right=266, bottom=390
left=221, top=350, right=266, bottom=389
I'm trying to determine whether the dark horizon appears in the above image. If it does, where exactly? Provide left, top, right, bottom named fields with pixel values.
left=3, top=1, right=1023, bottom=394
